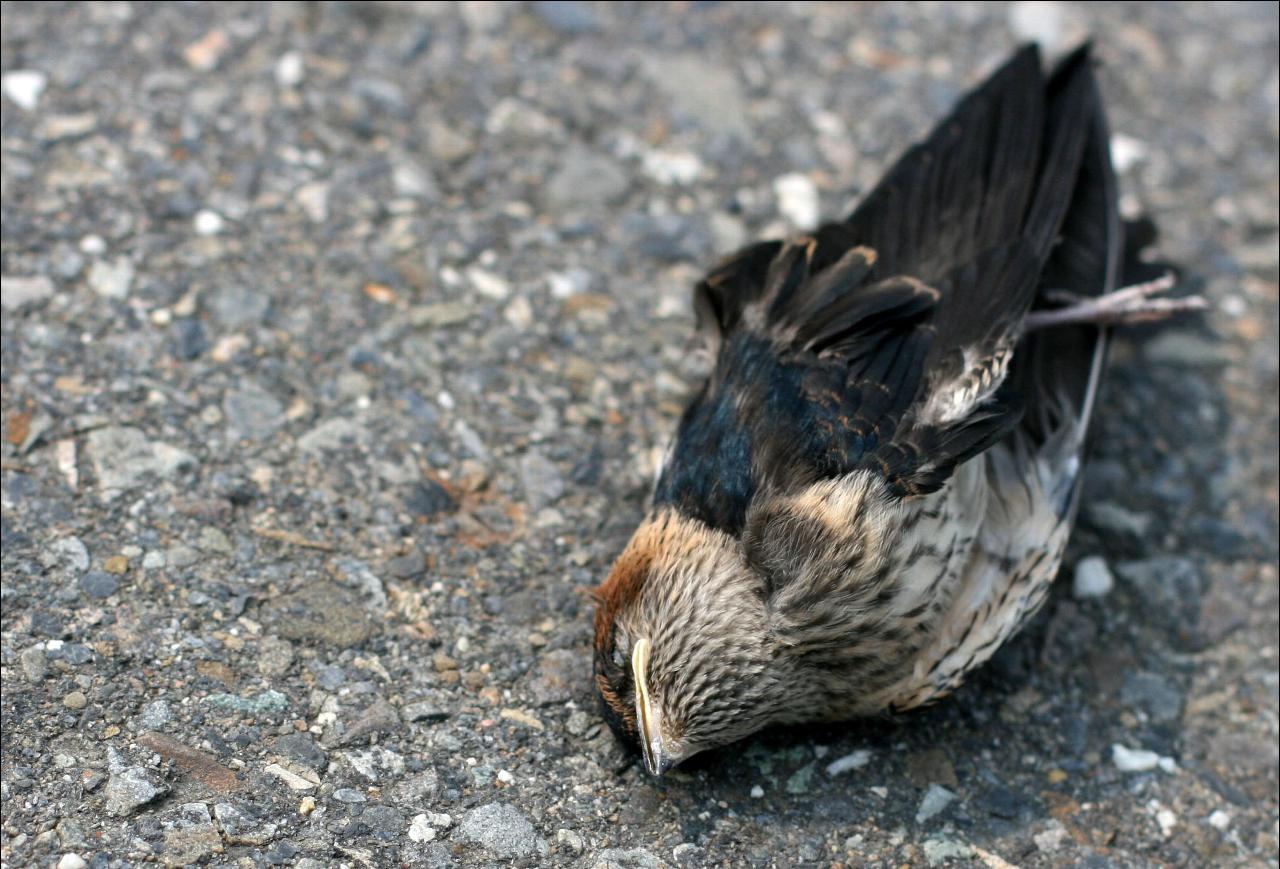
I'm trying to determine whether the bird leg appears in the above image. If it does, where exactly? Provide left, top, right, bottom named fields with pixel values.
left=1025, top=273, right=1208, bottom=331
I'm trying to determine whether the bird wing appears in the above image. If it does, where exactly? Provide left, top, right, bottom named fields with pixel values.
left=657, top=46, right=1103, bottom=535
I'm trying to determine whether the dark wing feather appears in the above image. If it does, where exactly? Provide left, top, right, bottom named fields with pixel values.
left=659, top=45, right=1113, bottom=533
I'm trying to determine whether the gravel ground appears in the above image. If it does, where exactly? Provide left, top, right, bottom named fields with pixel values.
left=2, top=2, right=1277, bottom=867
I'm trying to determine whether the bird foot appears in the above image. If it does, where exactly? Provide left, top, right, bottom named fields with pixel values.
left=1026, top=273, right=1208, bottom=331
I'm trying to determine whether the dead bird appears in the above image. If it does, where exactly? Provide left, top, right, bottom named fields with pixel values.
left=591, top=44, right=1205, bottom=775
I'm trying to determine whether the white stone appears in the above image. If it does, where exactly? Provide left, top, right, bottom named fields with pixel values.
left=295, top=182, right=329, bottom=223
left=1008, top=1, right=1065, bottom=53
left=263, top=762, right=316, bottom=790
left=275, top=51, right=304, bottom=88
left=1, top=275, right=56, bottom=310
left=1072, top=556, right=1114, bottom=599
left=826, top=749, right=873, bottom=776
left=915, top=784, right=956, bottom=823
left=194, top=209, right=225, bottom=236
left=1155, top=807, right=1177, bottom=836
left=79, top=235, right=107, bottom=255
left=1111, top=134, right=1149, bottom=173
left=88, top=258, right=133, bottom=299
left=468, top=267, right=510, bottom=300
left=556, top=828, right=584, bottom=852
left=1207, top=810, right=1231, bottom=830
left=2, top=70, right=48, bottom=110
left=749, top=785, right=764, bottom=798
left=1033, top=819, right=1069, bottom=852
left=504, top=296, right=533, bottom=329
left=773, top=172, right=820, bottom=229
left=642, top=149, right=703, bottom=185
left=57, top=855, right=88, bottom=869
left=408, top=813, right=436, bottom=843
left=1111, top=743, right=1160, bottom=772
left=547, top=269, right=590, bottom=299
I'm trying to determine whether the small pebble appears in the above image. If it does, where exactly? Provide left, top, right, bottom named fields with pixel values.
left=556, top=828, right=584, bottom=852
left=1072, top=556, right=1114, bottom=599
left=749, top=785, right=764, bottom=798
left=773, top=173, right=820, bottom=229
left=826, top=749, right=873, bottom=776
left=2, top=69, right=47, bottom=110
left=1007, top=1, right=1066, bottom=52
left=194, top=210, right=225, bottom=236
left=409, top=813, right=437, bottom=843
left=1111, top=743, right=1160, bottom=772
left=79, top=235, right=106, bottom=255
left=915, top=784, right=956, bottom=823
left=63, top=691, right=88, bottom=710
left=79, top=571, right=119, bottom=600
left=57, top=855, right=88, bottom=869
left=275, top=51, right=304, bottom=87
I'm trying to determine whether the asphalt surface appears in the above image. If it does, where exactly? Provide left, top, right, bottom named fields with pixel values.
left=2, top=2, right=1277, bottom=867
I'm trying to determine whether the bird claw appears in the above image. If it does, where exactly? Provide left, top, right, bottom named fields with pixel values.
left=1027, top=273, right=1207, bottom=331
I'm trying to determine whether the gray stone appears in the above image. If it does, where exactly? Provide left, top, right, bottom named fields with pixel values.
left=204, top=690, right=289, bottom=714
left=361, top=804, right=404, bottom=834
left=138, top=700, right=171, bottom=730
left=104, top=766, right=170, bottom=816
left=922, top=836, right=975, bottom=867
left=425, top=120, right=475, bottom=164
left=298, top=418, right=368, bottom=453
left=402, top=700, right=450, bottom=723
left=40, top=113, right=97, bottom=141
left=409, top=302, right=473, bottom=328
left=166, top=545, right=200, bottom=568
left=1085, top=501, right=1153, bottom=538
left=647, top=55, right=748, bottom=137
left=520, top=450, right=564, bottom=509
left=257, top=636, right=295, bottom=677
left=209, top=285, right=270, bottom=328
left=51, top=537, right=90, bottom=573
left=20, top=646, right=48, bottom=682
left=333, top=787, right=367, bottom=803
left=273, top=734, right=327, bottom=771
left=79, top=570, right=119, bottom=600
left=592, top=848, right=666, bottom=869
left=261, top=583, right=378, bottom=647
left=389, top=769, right=440, bottom=807
left=1, top=275, right=56, bottom=310
left=87, top=426, right=197, bottom=495
left=1121, top=672, right=1183, bottom=724
left=457, top=803, right=539, bottom=859
left=1144, top=331, right=1232, bottom=366
left=339, top=698, right=401, bottom=746
left=915, top=784, right=957, bottom=824
left=544, top=146, right=629, bottom=210
left=224, top=383, right=284, bottom=441
left=532, top=1, right=599, bottom=34
left=525, top=649, right=583, bottom=706
left=214, top=801, right=277, bottom=846
left=197, top=526, right=233, bottom=554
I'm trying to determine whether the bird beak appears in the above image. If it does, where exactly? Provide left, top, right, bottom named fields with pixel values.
left=631, top=637, right=677, bottom=776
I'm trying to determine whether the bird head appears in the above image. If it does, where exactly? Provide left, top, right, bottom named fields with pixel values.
left=592, top=509, right=783, bottom=775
